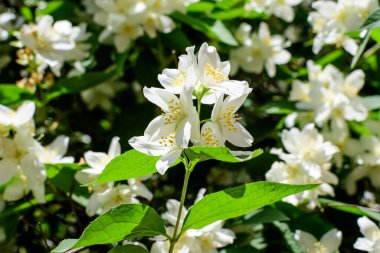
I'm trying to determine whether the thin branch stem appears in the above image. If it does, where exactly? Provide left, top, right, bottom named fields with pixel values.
left=168, top=163, right=193, bottom=253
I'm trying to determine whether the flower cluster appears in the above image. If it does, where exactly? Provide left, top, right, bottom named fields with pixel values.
left=14, top=15, right=90, bottom=77
left=295, top=229, right=342, bottom=253
left=354, top=216, right=380, bottom=252
left=266, top=124, right=339, bottom=208
left=75, top=137, right=152, bottom=216
left=309, top=0, right=378, bottom=55
left=151, top=189, right=235, bottom=253
left=245, top=0, right=302, bottom=22
left=129, top=42, right=253, bottom=174
left=0, top=101, right=73, bottom=206
left=87, top=0, right=196, bottom=52
left=230, top=22, right=291, bottom=77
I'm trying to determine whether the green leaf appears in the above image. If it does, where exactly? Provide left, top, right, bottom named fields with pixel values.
left=361, top=8, right=380, bottom=30
left=186, top=2, right=214, bottom=12
left=47, top=72, right=115, bottom=101
left=108, top=245, right=149, bottom=253
left=52, top=204, right=166, bottom=252
left=0, top=84, right=33, bottom=105
left=319, top=198, right=380, bottom=221
left=186, top=146, right=263, bottom=163
left=241, top=206, right=289, bottom=225
left=210, top=20, right=238, bottom=46
left=36, top=0, right=77, bottom=20
left=181, top=182, right=317, bottom=232
left=93, top=150, right=159, bottom=184
left=210, top=8, right=245, bottom=20
left=351, top=30, right=371, bottom=68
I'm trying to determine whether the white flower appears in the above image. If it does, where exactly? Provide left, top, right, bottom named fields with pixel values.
left=0, top=11, right=15, bottom=41
left=245, top=0, right=302, bottom=22
left=129, top=132, right=183, bottom=175
left=81, top=81, right=126, bottom=110
left=75, top=136, right=152, bottom=216
left=15, top=15, right=90, bottom=76
left=309, top=0, right=378, bottom=55
left=158, top=47, right=197, bottom=94
left=201, top=92, right=253, bottom=147
left=75, top=136, right=121, bottom=185
left=354, top=216, right=380, bottom=252
left=0, top=130, right=46, bottom=203
left=0, top=100, right=35, bottom=131
left=292, top=61, right=368, bottom=127
left=141, top=86, right=199, bottom=147
left=230, top=22, right=291, bottom=77
left=92, top=0, right=192, bottom=52
left=271, top=124, right=339, bottom=179
left=189, top=42, right=250, bottom=103
left=35, top=135, right=74, bottom=164
left=295, top=229, right=342, bottom=253
left=151, top=190, right=235, bottom=253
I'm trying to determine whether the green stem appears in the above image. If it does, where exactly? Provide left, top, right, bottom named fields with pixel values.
left=168, top=163, right=193, bottom=253
left=197, top=99, right=202, bottom=116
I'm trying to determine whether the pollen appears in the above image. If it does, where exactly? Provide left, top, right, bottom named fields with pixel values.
left=308, top=242, right=327, bottom=253
left=162, top=99, right=184, bottom=125
left=171, top=70, right=186, bottom=87
left=158, top=133, right=176, bottom=147
left=201, top=127, right=221, bottom=147
left=220, top=105, right=242, bottom=133
left=204, top=63, right=228, bottom=83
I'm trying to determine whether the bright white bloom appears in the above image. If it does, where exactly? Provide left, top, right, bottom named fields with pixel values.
left=354, top=216, right=380, bottom=252
left=295, top=229, right=342, bottom=253
left=0, top=130, right=46, bottom=203
left=267, top=124, right=339, bottom=208
left=81, top=81, right=126, bottom=110
left=35, top=136, right=74, bottom=164
left=230, top=22, right=291, bottom=77
left=309, top=0, right=378, bottom=55
left=271, top=124, right=339, bottom=179
left=15, top=15, right=90, bottom=76
left=201, top=92, right=253, bottom=147
left=75, top=137, right=152, bottom=216
left=92, top=0, right=194, bottom=52
left=141, top=86, right=199, bottom=147
left=245, top=0, right=302, bottom=22
left=158, top=47, right=197, bottom=94
left=129, top=132, right=183, bottom=175
left=151, top=190, right=235, bottom=253
left=0, top=100, right=35, bottom=131
left=291, top=61, right=368, bottom=127
left=188, top=42, right=249, bottom=103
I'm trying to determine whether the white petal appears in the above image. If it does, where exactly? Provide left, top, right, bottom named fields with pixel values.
left=175, top=118, right=191, bottom=148
left=3, top=180, right=26, bottom=201
left=143, top=87, right=179, bottom=111
left=14, top=101, right=35, bottom=126
left=156, top=148, right=182, bottom=175
left=223, top=122, right=253, bottom=147
left=108, top=136, right=121, bottom=158
left=295, top=230, right=317, bottom=252
left=358, top=216, right=380, bottom=241
left=49, top=135, right=70, bottom=158
left=84, top=151, right=109, bottom=172
left=0, top=159, right=18, bottom=185
left=320, top=229, right=342, bottom=252
left=129, top=136, right=169, bottom=156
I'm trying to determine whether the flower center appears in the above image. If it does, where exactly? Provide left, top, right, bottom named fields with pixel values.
left=220, top=105, right=242, bottom=133
left=172, top=70, right=187, bottom=87
left=163, top=99, right=184, bottom=125
left=201, top=126, right=221, bottom=147
left=204, top=63, right=228, bottom=83
left=158, top=133, right=176, bottom=147
left=305, top=242, right=327, bottom=253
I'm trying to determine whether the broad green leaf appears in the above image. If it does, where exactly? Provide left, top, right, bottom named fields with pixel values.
left=186, top=146, right=263, bottom=163
left=187, top=2, right=214, bottom=12
left=20, top=6, right=33, bottom=21
left=348, top=121, right=372, bottom=136
left=351, top=30, right=371, bottom=68
left=363, top=95, right=380, bottom=110
left=52, top=204, right=166, bottom=252
left=361, top=8, right=380, bottom=30
left=319, top=198, right=380, bottom=221
left=0, top=84, right=33, bottom=105
left=36, top=0, right=77, bottom=20
left=215, top=0, right=241, bottom=10
left=210, top=8, right=245, bottom=20
left=46, top=163, right=86, bottom=193
left=52, top=239, right=78, bottom=253
left=47, top=72, right=115, bottom=101
left=181, top=182, right=317, bottom=232
left=93, top=149, right=159, bottom=184
left=211, top=21, right=238, bottom=46
left=108, top=245, right=149, bottom=253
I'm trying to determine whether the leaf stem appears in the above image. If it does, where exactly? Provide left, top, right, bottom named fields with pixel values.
left=168, top=161, right=194, bottom=253
left=197, top=98, right=202, bottom=116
